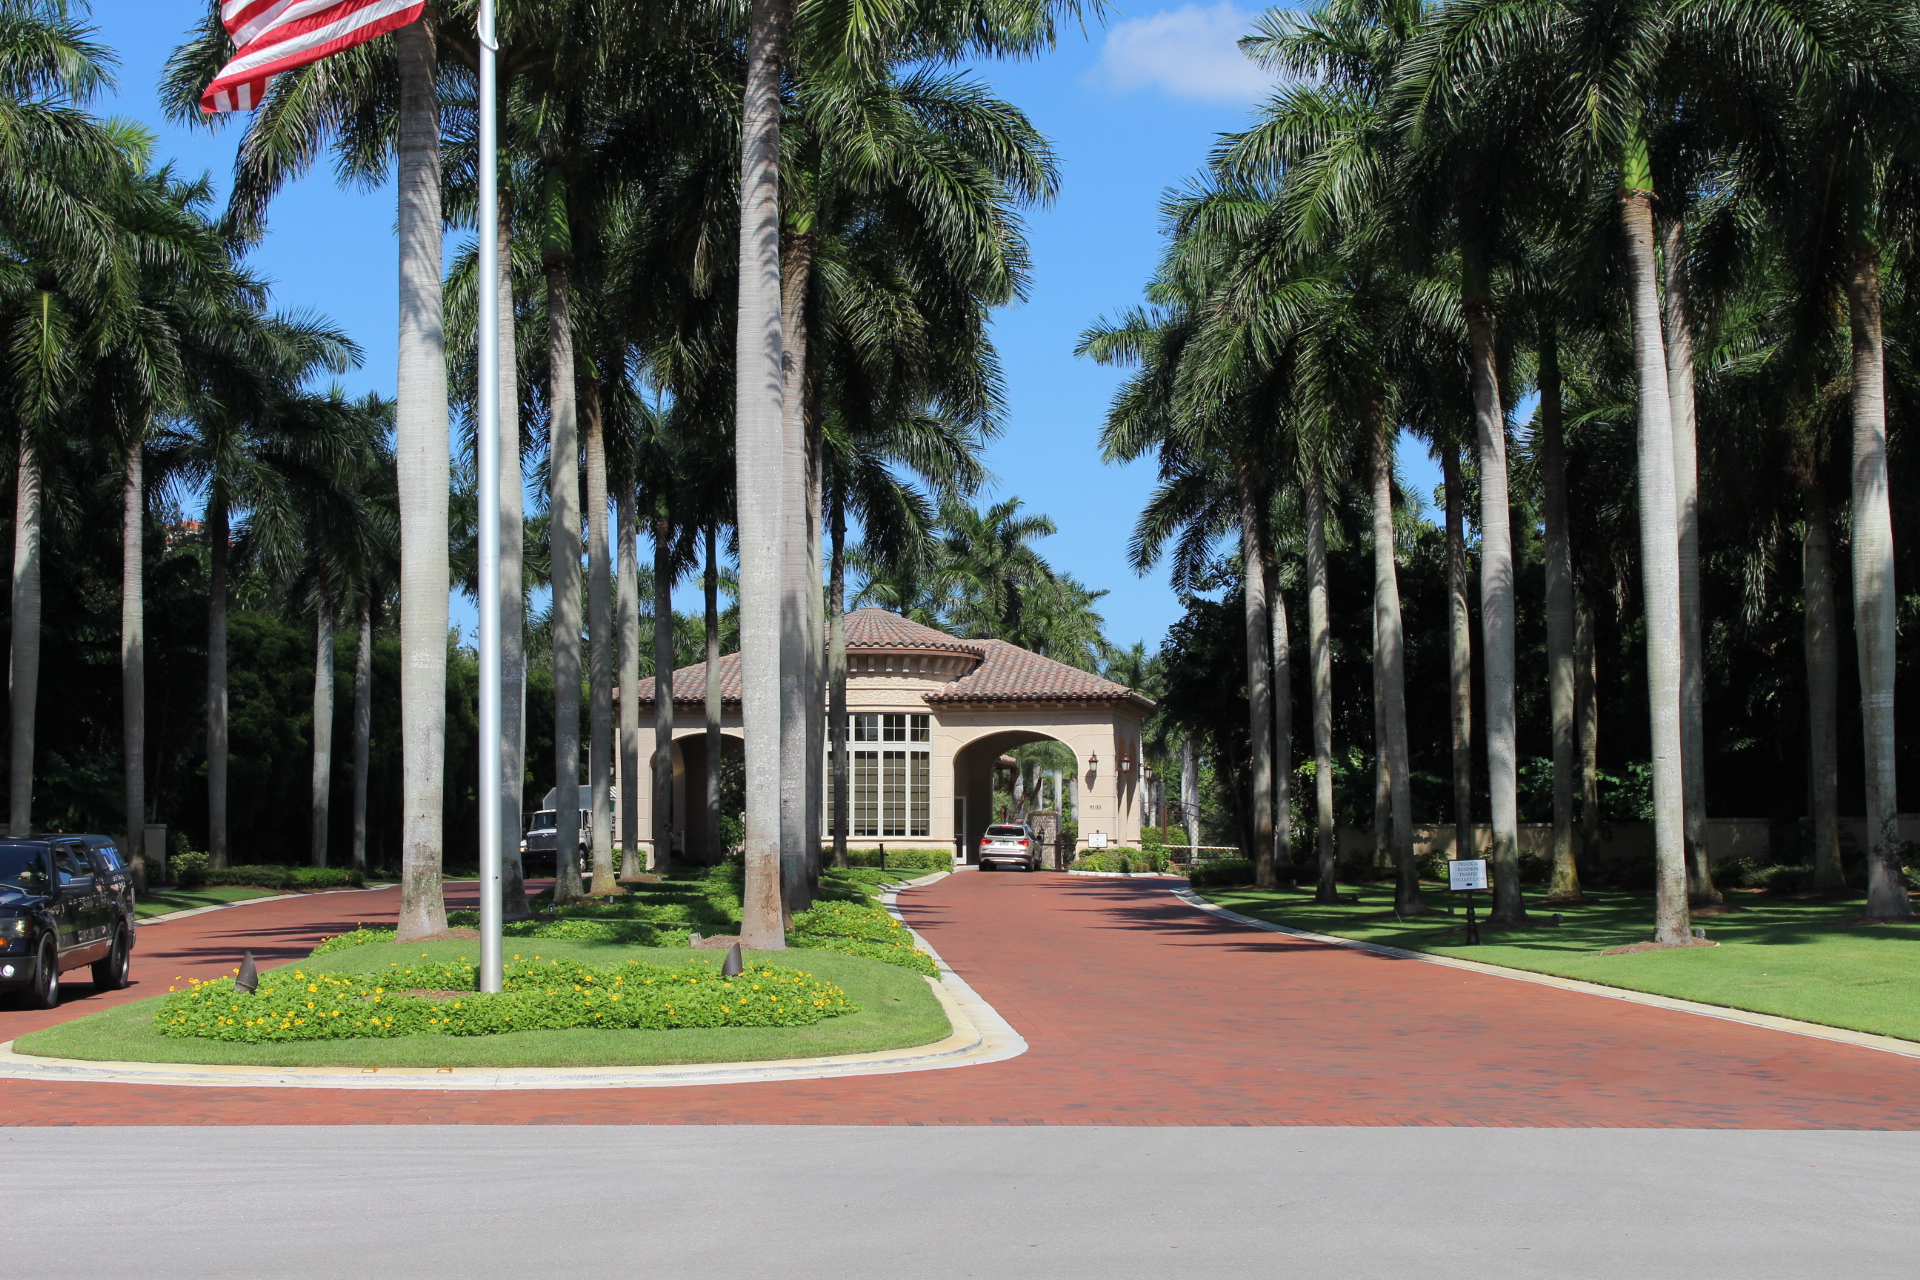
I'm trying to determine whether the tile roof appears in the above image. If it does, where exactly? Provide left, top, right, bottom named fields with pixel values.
left=925, top=638, right=1151, bottom=708
left=842, top=607, right=985, bottom=656
left=635, top=611, right=1152, bottom=710
left=633, top=652, right=741, bottom=706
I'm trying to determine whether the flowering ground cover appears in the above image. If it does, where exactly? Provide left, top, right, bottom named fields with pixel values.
left=13, top=937, right=950, bottom=1068
left=1200, top=885, right=1920, bottom=1041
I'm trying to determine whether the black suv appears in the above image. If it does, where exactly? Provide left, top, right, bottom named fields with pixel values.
left=0, top=835, right=136, bottom=1008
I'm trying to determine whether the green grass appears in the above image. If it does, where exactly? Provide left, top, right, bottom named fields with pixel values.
left=134, top=886, right=281, bottom=919
left=1199, top=884, right=1920, bottom=1042
left=15, top=936, right=951, bottom=1068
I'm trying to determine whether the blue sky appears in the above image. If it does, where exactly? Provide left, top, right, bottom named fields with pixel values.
left=86, top=1, right=1441, bottom=653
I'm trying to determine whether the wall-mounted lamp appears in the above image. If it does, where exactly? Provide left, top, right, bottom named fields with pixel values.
left=1088, top=752, right=1099, bottom=769
left=1142, top=762, right=1154, bottom=781
left=1118, top=756, right=1132, bottom=774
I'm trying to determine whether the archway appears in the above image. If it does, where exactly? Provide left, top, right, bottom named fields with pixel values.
left=950, top=731, right=1082, bottom=865
left=643, top=732, right=744, bottom=865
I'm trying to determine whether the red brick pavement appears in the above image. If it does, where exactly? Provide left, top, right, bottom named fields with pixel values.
left=4, top=871, right=1920, bottom=1128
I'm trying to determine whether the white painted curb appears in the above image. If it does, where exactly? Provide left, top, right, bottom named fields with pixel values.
left=0, top=873, right=1024, bottom=1091
left=1172, top=887, right=1920, bottom=1061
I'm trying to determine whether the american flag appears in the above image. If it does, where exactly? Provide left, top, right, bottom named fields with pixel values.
left=200, top=0, right=426, bottom=114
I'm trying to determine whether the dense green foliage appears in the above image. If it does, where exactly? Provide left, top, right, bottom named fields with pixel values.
left=156, top=955, right=856, bottom=1043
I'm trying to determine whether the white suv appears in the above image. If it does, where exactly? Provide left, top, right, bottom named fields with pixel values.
left=979, top=824, right=1040, bottom=872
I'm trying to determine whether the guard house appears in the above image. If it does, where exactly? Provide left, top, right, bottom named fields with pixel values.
left=629, top=608, right=1154, bottom=863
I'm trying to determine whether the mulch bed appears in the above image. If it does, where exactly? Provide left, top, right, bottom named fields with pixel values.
left=390, top=927, right=482, bottom=943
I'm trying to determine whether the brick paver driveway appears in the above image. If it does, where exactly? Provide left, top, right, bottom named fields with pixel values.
left=5, top=870, right=1920, bottom=1127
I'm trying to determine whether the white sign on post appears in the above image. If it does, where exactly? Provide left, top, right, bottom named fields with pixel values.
left=1087, top=832, right=1109, bottom=849
left=1448, top=858, right=1489, bottom=892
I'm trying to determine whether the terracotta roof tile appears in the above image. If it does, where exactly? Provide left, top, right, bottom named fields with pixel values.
left=634, top=652, right=741, bottom=706
left=926, top=639, right=1151, bottom=709
left=842, top=607, right=985, bottom=656
left=636, top=612, right=1152, bottom=710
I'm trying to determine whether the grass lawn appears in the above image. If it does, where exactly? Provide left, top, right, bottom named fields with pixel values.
left=14, top=937, right=951, bottom=1068
left=1199, top=883, right=1920, bottom=1042
left=134, top=886, right=281, bottom=920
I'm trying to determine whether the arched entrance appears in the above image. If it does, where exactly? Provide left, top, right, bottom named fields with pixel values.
left=639, top=732, right=743, bottom=865
left=951, top=731, right=1082, bottom=865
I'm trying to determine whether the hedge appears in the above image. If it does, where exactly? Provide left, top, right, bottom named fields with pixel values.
left=207, top=865, right=364, bottom=891
left=837, top=847, right=952, bottom=871
left=1186, top=859, right=1255, bottom=888
left=1071, top=848, right=1179, bottom=874
left=156, top=955, right=856, bottom=1043
left=167, top=853, right=362, bottom=892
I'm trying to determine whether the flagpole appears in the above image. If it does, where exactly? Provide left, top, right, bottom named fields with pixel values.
left=475, top=0, right=504, bottom=994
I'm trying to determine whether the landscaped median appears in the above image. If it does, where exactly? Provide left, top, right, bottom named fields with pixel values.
left=16, top=863, right=956, bottom=1070
left=1189, top=883, right=1920, bottom=1043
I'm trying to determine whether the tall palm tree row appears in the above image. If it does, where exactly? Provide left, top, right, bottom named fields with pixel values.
left=1093, top=0, right=1920, bottom=930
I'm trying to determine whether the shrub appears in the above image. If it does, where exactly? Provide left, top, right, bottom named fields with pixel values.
left=310, top=926, right=393, bottom=956
left=1750, top=863, right=1813, bottom=894
left=1071, top=848, right=1177, bottom=874
left=1140, top=827, right=1191, bottom=850
left=171, top=850, right=209, bottom=888
left=787, top=899, right=938, bottom=975
left=1186, top=859, right=1255, bottom=888
left=156, top=955, right=857, bottom=1043
left=839, top=847, right=952, bottom=871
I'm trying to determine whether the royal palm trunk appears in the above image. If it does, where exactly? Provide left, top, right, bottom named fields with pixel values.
left=1801, top=475, right=1842, bottom=889
left=496, top=190, right=528, bottom=917
left=547, top=259, right=584, bottom=903
left=8, top=435, right=40, bottom=838
left=584, top=377, right=616, bottom=893
left=311, top=607, right=335, bottom=867
left=778, top=232, right=815, bottom=913
left=1269, top=560, right=1292, bottom=881
left=1661, top=219, right=1716, bottom=903
left=393, top=15, right=449, bottom=939
left=652, top=512, right=675, bottom=874
left=704, top=526, right=722, bottom=863
left=1368, top=398, right=1420, bottom=915
left=1463, top=280, right=1524, bottom=926
left=617, top=491, right=642, bottom=880
left=1620, top=181, right=1692, bottom=945
left=1236, top=456, right=1275, bottom=888
left=733, top=0, right=791, bottom=948
left=1444, top=441, right=1472, bottom=861
left=1306, top=470, right=1337, bottom=902
left=352, top=602, right=371, bottom=873
left=206, top=499, right=230, bottom=866
left=830, top=501, right=849, bottom=870
left=1538, top=326, right=1581, bottom=901
left=1845, top=238, right=1909, bottom=919
left=1576, top=601, right=1600, bottom=854
left=122, top=441, right=144, bottom=870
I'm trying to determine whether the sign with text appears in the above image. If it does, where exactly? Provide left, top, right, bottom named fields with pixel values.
left=1448, top=858, right=1489, bottom=892
left=1087, top=832, right=1109, bottom=849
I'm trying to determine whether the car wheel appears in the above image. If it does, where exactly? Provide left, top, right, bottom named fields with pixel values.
left=24, top=937, right=59, bottom=1010
left=92, top=927, right=131, bottom=990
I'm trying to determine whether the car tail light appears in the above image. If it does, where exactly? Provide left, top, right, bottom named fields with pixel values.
left=1018, top=839, right=1029, bottom=847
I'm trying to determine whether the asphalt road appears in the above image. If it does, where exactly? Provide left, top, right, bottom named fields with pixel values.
left=19, top=1125, right=1918, bottom=1279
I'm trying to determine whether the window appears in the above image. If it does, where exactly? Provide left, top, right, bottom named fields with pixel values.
left=849, top=713, right=929, bottom=742
left=847, top=746, right=931, bottom=837
left=54, top=846, right=92, bottom=887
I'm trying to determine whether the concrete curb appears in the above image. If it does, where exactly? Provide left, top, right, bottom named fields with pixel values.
left=0, top=873, right=1024, bottom=1091
left=1172, top=887, right=1920, bottom=1061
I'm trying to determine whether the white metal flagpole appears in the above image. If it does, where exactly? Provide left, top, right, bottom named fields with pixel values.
left=475, top=0, right=504, bottom=994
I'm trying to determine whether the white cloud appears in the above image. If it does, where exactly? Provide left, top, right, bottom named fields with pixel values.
left=1093, top=4, right=1276, bottom=105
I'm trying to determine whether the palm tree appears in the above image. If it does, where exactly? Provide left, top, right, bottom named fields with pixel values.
left=164, top=4, right=449, bottom=935
left=1, top=2, right=125, bottom=838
